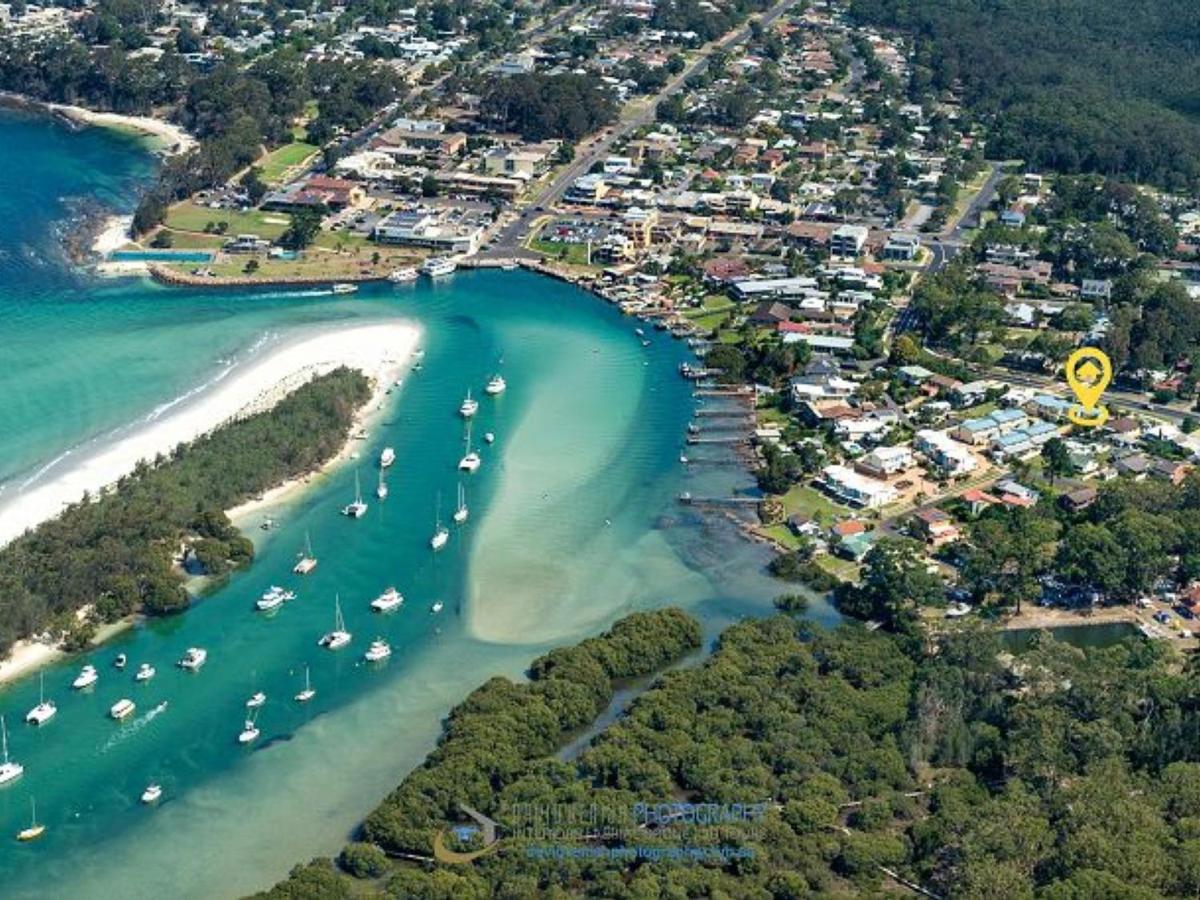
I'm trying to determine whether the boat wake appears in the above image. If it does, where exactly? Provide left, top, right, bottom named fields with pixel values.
left=100, top=701, right=168, bottom=753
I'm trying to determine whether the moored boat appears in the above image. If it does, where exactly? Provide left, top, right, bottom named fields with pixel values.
left=459, top=390, right=478, bottom=418
left=72, top=665, right=98, bottom=690
left=295, top=666, right=316, bottom=703
left=420, top=256, right=457, bottom=278
left=364, top=639, right=391, bottom=662
left=371, top=587, right=404, bottom=612
left=110, top=698, right=136, bottom=720
left=141, top=783, right=162, bottom=804
left=485, top=374, right=506, bottom=395
left=388, top=267, right=418, bottom=283
left=25, top=675, right=55, bottom=726
left=331, top=283, right=358, bottom=294
left=177, top=647, right=207, bottom=671
left=294, top=531, right=318, bottom=575
left=0, top=717, right=22, bottom=786
left=318, top=595, right=352, bottom=650
left=15, top=798, right=43, bottom=841
left=135, top=663, right=156, bottom=682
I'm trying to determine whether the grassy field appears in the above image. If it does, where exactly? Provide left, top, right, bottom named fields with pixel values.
left=780, top=483, right=851, bottom=525
left=164, top=201, right=292, bottom=239
left=529, top=238, right=594, bottom=267
left=258, top=142, right=319, bottom=184
left=165, top=244, right=421, bottom=281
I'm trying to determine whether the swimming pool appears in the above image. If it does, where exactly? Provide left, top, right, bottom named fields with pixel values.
left=109, top=250, right=215, bottom=263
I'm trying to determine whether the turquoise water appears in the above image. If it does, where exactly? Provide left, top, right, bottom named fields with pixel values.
left=0, top=112, right=822, bottom=897
left=109, top=249, right=214, bottom=262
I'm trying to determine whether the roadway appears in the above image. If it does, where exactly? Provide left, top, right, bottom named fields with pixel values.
left=479, top=0, right=802, bottom=258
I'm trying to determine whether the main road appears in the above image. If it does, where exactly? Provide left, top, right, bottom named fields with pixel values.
left=479, top=0, right=802, bottom=258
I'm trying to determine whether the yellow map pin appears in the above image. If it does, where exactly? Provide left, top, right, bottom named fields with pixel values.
left=1065, top=347, right=1112, bottom=427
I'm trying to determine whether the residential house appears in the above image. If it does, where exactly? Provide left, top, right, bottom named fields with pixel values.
left=820, top=464, right=899, bottom=509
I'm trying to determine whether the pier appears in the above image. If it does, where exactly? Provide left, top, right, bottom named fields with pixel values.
left=686, top=435, right=749, bottom=445
left=678, top=494, right=762, bottom=508
left=695, top=409, right=756, bottom=420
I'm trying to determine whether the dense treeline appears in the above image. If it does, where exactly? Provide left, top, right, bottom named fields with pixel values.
left=480, top=73, right=616, bottom=143
left=258, top=616, right=1200, bottom=897
left=0, top=368, right=369, bottom=656
left=850, top=0, right=1200, bottom=192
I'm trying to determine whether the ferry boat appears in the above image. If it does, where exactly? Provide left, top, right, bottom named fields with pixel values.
left=331, top=283, right=358, bottom=294
left=177, top=647, right=207, bottom=671
left=485, top=374, right=507, bottom=395
left=420, top=256, right=457, bottom=278
left=246, top=692, right=266, bottom=709
left=141, top=783, right=163, bottom=804
left=453, top=482, right=469, bottom=525
left=25, top=675, right=56, bottom=726
left=459, top=390, right=478, bottom=418
left=295, top=667, right=315, bottom=703
left=16, top=798, right=44, bottom=841
left=388, top=267, right=418, bottom=283
left=341, top=471, right=368, bottom=518
left=0, top=717, right=22, bottom=785
left=294, top=532, right=318, bottom=575
left=110, top=698, right=136, bottom=720
left=238, top=716, right=260, bottom=744
left=114, top=654, right=127, bottom=670
left=72, top=665, right=98, bottom=690
left=380, top=447, right=395, bottom=468
left=318, top=595, right=352, bottom=650
left=364, top=639, right=392, bottom=663
left=371, top=587, right=404, bottom=613
left=135, top=663, right=156, bottom=682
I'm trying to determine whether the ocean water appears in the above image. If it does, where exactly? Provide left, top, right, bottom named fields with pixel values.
left=0, top=112, right=829, bottom=897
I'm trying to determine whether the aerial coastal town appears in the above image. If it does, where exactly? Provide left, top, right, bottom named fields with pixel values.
left=4, top=0, right=1200, bottom=647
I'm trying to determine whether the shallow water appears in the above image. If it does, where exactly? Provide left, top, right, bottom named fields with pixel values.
left=0, top=112, right=828, bottom=897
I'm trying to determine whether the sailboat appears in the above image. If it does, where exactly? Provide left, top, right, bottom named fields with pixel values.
left=237, top=710, right=260, bottom=744
left=318, top=594, right=352, bottom=650
left=295, top=666, right=316, bottom=703
left=293, top=531, right=318, bottom=575
left=458, top=421, right=481, bottom=473
left=430, top=493, right=449, bottom=550
left=459, top=389, right=478, bottom=418
left=341, top=472, right=368, bottom=518
left=485, top=374, right=507, bottom=395
left=25, top=674, right=56, bottom=726
left=0, top=716, right=23, bottom=785
left=16, top=797, right=44, bottom=842
left=376, top=468, right=388, bottom=500
left=453, top=482, right=469, bottom=524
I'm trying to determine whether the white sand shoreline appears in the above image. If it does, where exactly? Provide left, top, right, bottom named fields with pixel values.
left=0, top=320, right=420, bottom=686
left=0, top=92, right=198, bottom=156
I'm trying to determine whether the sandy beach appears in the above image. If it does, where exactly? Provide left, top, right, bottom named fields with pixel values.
left=0, top=320, right=421, bottom=550
left=46, top=101, right=197, bottom=156
left=92, top=213, right=134, bottom=256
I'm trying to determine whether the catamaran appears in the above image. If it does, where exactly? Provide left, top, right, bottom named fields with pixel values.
left=135, top=663, right=156, bottom=682
left=238, top=712, right=260, bottom=744
left=177, top=647, right=207, bottom=671
left=380, top=447, right=395, bottom=468
left=72, top=665, right=98, bottom=690
left=459, top=390, right=478, bottom=418
left=341, top=471, right=368, bottom=518
left=364, top=639, right=392, bottom=662
left=371, top=587, right=404, bottom=612
left=141, top=783, right=163, bottom=804
left=246, top=692, right=266, bottom=709
left=25, top=674, right=56, bottom=726
left=0, top=716, right=23, bottom=786
left=318, top=594, right=352, bottom=650
left=295, top=666, right=316, bottom=703
left=110, top=698, right=136, bottom=720
left=485, top=374, right=507, bottom=395
left=430, top=493, right=449, bottom=550
left=459, top=421, right=481, bottom=472
left=376, top=468, right=389, bottom=500
left=453, top=482, right=469, bottom=524
left=294, top=531, right=318, bottom=575
left=16, top=797, right=44, bottom=841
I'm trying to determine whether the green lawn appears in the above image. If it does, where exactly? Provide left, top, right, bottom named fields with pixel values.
left=779, top=483, right=850, bottom=526
left=529, top=238, right=594, bottom=267
left=164, top=202, right=291, bottom=239
left=816, top=554, right=861, bottom=582
left=258, top=141, right=319, bottom=184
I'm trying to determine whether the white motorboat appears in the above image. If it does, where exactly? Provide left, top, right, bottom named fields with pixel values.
left=141, top=783, right=163, bottom=804
left=459, top=391, right=478, bottom=418
left=364, top=639, right=392, bottom=663
left=420, top=256, right=457, bottom=278
left=377, top=467, right=388, bottom=500
left=371, top=587, right=404, bottom=612
left=0, top=716, right=22, bottom=785
left=72, top=665, right=98, bottom=690
left=388, top=267, right=418, bottom=283
left=484, top=432, right=495, bottom=444
left=331, top=283, right=358, bottom=294
left=453, top=482, right=469, bottom=524
left=25, top=674, right=56, bottom=726
left=246, top=692, right=266, bottom=709
left=256, top=590, right=286, bottom=612
left=295, top=666, right=315, bottom=703
left=135, top=663, right=156, bottom=682
left=177, top=647, right=207, bottom=671
left=110, top=698, right=136, bottom=720
left=431, top=600, right=444, bottom=614
left=318, top=595, right=352, bottom=650
left=238, top=716, right=260, bottom=744
left=114, top=654, right=127, bottom=670
left=294, top=531, right=318, bottom=575
left=485, top=374, right=506, bottom=395
left=380, top=447, right=395, bottom=468
left=341, top=471, right=368, bottom=518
